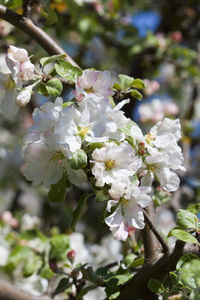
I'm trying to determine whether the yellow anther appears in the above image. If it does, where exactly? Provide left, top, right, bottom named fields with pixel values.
left=84, top=87, right=94, bottom=93
left=105, top=159, right=116, bottom=171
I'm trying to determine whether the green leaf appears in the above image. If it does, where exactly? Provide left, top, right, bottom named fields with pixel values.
left=129, top=257, right=144, bottom=268
left=71, top=193, right=90, bottom=231
left=37, top=83, right=49, bottom=97
left=55, top=277, right=69, bottom=293
left=131, top=78, right=146, bottom=89
left=130, top=89, right=143, bottom=100
left=176, top=254, right=200, bottom=271
left=179, top=259, right=200, bottom=289
left=77, top=285, right=96, bottom=299
left=45, top=78, right=63, bottom=96
left=187, top=203, right=200, bottom=215
left=177, top=209, right=198, bottom=230
left=40, top=265, right=54, bottom=280
left=62, top=101, right=74, bottom=108
left=69, top=149, right=87, bottom=170
left=40, top=54, right=66, bottom=67
left=55, top=60, right=82, bottom=82
left=106, top=285, right=120, bottom=300
left=40, top=0, right=58, bottom=25
left=90, top=142, right=103, bottom=151
left=123, top=254, right=137, bottom=267
left=147, top=278, right=165, bottom=294
left=169, top=228, right=199, bottom=244
left=22, top=255, right=43, bottom=277
left=95, top=190, right=110, bottom=203
left=118, top=74, right=134, bottom=89
left=50, top=234, right=70, bottom=260
left=48, top=172, right=67, bottom=203
left=104, top=267, right=132, bottom=286
left=4, top=245, right=33, bottom=272
left=170, top=271, right=178, bottom=285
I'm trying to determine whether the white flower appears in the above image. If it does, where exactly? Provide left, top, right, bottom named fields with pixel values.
left=91, top=141, right=141, bottom=187
left=0, top=72, right=20, bottom=115
left=55, top=103, right=108, bottom=153
left=75, top=69, right=114, bottom=101
left=23, top=131, right=70, bottom=188
left=28, top=97, right=63, bottom=134
left=143, top=150, right=181, bottom=191
left=105, top=180, right=151, bottom=241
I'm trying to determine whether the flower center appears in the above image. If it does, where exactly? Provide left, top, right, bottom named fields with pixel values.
left=77, top=125, right=91, bottom=139
left=105, top=159, right=116, bottom=171
left=84, top=87, right=94, bottom=93
left=50, top=150, right=64, bottom=164
left=4, top=75, right=15, bottom=90
left=120, top=197, right=129, bottom=205
left=145, top=132, right=156, bottom=145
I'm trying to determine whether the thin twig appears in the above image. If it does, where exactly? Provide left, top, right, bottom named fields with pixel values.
left=142, top=207, right=170, bottom=254
left=0, top=4, right=80, bottom=68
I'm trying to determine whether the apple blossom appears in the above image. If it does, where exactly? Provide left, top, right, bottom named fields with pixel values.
left=91, top=141, right=141, bottom=187
left=55, top=102, right=108, bottom=153
left=105, top=180, right=151, bottom=241
left=74, top=69, right=114, bottom=101
left=0, top=73, right=20, bottom=115
left=23, top=130, right=71, bottom=188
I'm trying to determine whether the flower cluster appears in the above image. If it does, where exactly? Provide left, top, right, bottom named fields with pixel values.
left=21, top=67, right=185, bottom=241
left=0, top=46, right=36, bottom=115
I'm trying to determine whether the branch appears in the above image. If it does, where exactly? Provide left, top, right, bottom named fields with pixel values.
left=0, top=4, right=80, bottom=68
left=116, top=241, right=200, bottom=300
left=142, top=207, right=170, bottom=254
left=0, top=279, right=52, bottom=300
left=141, top=201, right=163, bottom=265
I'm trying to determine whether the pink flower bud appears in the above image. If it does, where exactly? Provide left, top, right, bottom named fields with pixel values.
left=67, top=249, right=76, bottom=261
left=20, top=61, right=35, bottom=80
left=8, top=46, right=29, bottom=63
left=16, top=89, right=31, bottom=107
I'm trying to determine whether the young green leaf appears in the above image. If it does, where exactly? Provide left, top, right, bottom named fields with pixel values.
left=50, top=234, right=70, bottom=260
left=187, top=203, right=200, bottom=215
left=55, top=59, right=82, bottom=82
left=131, top=78, right=146, bottom=89
left=45, top=78, right=63, bottom=96
left=40, top=0, right=58, bottom=25
left=177, top=209, right=198, bottom=230
left=147, top=278, right=165, bottom=294
left=169, top=228, right=199, bottom=244
left=48, top=172, right=67, bottom=203
left=176, top=253, right=200, bottom=271
left=40, top=54, right=66, bottom=67
left=71, top=193, right=90, bottom=231
left=118, top=74, right=134, bottom=89
left=131, top=89, right=143, bottom=100
left=95, top=190, right=110, bottom=203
